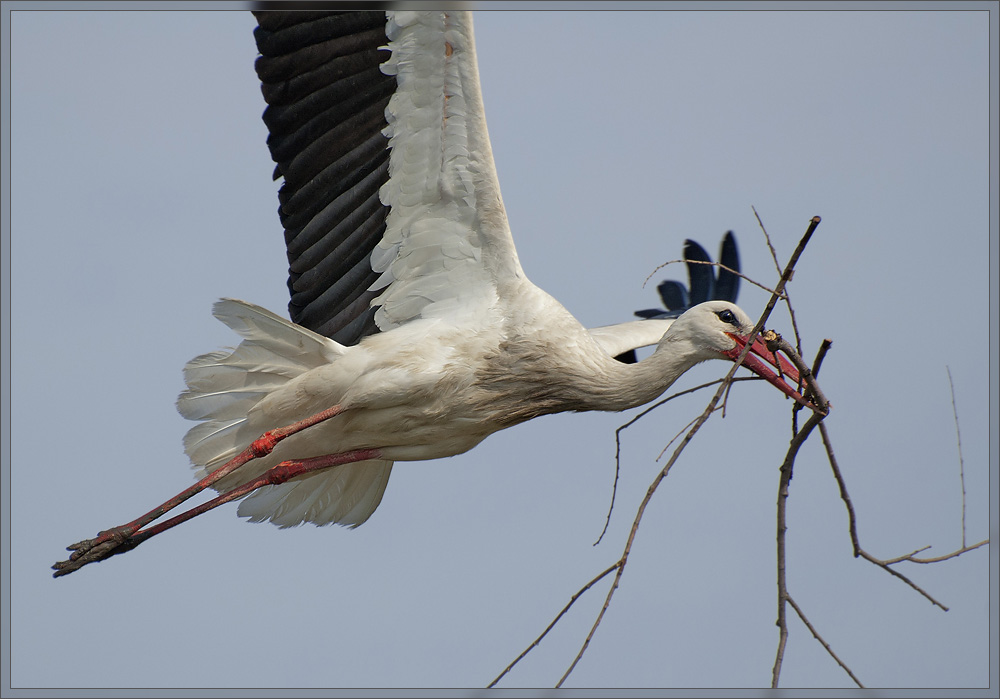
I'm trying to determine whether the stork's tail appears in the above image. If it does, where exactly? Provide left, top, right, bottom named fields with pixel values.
left=176, top=299, right=392, bottom=528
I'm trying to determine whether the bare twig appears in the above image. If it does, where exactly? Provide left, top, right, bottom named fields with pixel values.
left=786, top=596, right=864, bottom=688
left=505, top=380, right=794, bottom=682
left=595, top=376, right=758, bottom=546
left=751, top=216, right=821, bottom=351
left=769, top=327, right=863, bottom=687
left=559, top=392, right=721, bottom=687
left=946, top=366, right=967, bottom=548
left=855, top=551, right=950, bottom=611
left=820, top=411, right=988, bottom=611
left=642, top=258, right=788, bottom=299
left=811, top=340, right=832, bottom=379
left=819, top=421, right=949, bottom=610
left=807, top=340, right=833, bottom=413
left=655, top=412, right=715, bottom=462
left=487, top=562, right=620, bottom=688
left=819, top=422, right=860, bottom=557
left=752, top=205, right=783, bottom=275
left=753, top=207, right=804, bottom=356
left=877, top=540, right=989, bottom=565
left=791, top=339, right=832, bottom=434
left=771, top=444, right=792, bottom=685
left=772, top=409, right=828, bottom=688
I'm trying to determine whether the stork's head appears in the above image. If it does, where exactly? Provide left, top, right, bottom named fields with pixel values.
left=663, top=301, right=810, bottom=407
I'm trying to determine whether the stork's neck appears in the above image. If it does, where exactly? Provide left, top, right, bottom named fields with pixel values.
left=588, top=334, right=710, bottom=412
left=472, top=329, right=705, bottom=429
left=475, top=285, right=715, bottom=423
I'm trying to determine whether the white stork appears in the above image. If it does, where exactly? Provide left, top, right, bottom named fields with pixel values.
left=54, top=10, right=809, bottom=577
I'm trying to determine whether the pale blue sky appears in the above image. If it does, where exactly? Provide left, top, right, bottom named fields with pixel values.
left=5, top=5, right=996, bottom=692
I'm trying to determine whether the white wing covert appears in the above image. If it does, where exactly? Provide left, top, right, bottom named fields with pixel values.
left=372, top=11, right=524, bottom=330
left=587, top=318, right=676, bottom=359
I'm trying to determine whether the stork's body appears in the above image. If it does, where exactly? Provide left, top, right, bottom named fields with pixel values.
left=183, top=284, right=782, bottom=529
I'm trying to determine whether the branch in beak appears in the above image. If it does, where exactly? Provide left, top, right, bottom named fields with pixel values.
left=724, top=332, right=813, bottom=409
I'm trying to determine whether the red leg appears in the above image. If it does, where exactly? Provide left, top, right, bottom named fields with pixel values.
left=116, top=449, right=382, bottom=552
left=52, top=404, right=351, bottom=577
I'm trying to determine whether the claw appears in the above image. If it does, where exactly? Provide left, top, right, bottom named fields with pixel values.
left=52, top=526, right=141, bottom=576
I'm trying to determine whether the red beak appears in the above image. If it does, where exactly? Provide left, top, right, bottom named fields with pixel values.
left=724, top=333, right=812, bottom=408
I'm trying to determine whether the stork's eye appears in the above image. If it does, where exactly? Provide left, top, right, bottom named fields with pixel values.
left=715, top=309, right=738, bottom=326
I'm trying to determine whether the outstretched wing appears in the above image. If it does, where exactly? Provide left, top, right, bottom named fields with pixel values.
left=241, top=10, right=524, bottom=528
left=253, top=10, right=523, bottom=343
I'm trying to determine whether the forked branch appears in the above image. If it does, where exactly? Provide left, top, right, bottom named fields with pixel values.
left=493, top=216, right=825, bottom=687
left=820, top=419, right=989, bottom=612
left=772, top=339, right=989, bottom=687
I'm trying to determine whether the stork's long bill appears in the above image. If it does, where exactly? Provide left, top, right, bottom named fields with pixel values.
left=724, top=333, right=812, bottom=408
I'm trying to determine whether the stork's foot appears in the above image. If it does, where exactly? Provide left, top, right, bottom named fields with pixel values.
left=52, top=526, right=141, bottom=577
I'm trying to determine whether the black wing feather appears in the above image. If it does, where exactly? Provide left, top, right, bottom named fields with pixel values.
left=253, top=10, right=392, bottom=345
left=634, top=232, right=742, bottom=321
left=714, top=230, right=740, bottom=303
left=656, top=280, right=689, bottom=312
left=681, top=239, right=714, bottom=305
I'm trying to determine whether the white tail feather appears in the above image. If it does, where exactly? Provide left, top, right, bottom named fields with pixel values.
left=177, top=299, right=393, bottom=528
left=237, top=460, right=393, bottom=529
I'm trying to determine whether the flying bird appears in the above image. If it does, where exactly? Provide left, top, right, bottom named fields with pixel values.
left=54, top=10, right=810, bottom=577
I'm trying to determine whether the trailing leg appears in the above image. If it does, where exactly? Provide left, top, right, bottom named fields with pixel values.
left=52, top=405, right=348, bottom=577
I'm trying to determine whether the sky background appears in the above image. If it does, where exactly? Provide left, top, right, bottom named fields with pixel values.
left=5, top=5, right=997, bottom=693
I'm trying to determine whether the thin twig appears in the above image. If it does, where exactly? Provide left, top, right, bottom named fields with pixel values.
left=800, top=342, right=833, bottom=432
left=753, top=207, right=804, bottom=356
left=792, top=339, right=832, bottom=435
left=786, top=596, right=864, bottom=688
left=751, top=217, right=821, bottom=353
left=819, top=422, right=860, bottom=557
left=511, top=376, right=774, bottom=683
left=811, top=340, right=832, bottom=380
left=655, top=412, right=714, bottom=462
left=768, top=218, right=833, bottom=688
left=946, top=366, right=967, bottom=548
left=753, top=205, right=783, bottom=275
left=855, top=551, right=950, bottom=610
left=877, top=540, right=989, bottom=565
left=771, top=437, right=792, bottom=687
left=771, top=339, right=841, bottom=688
left=561, top=367, right=750, bottom=685
left=642, top=258, right=788, bottom=299
left=771, top=410, right=827, bottom=688
left=559, top=393, right=720, bottom=687
left=487, top=562, right=620, bottom=688
left=596, top=376, right=759, bottom=546
left=820, top=412, right=987, bottom=611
